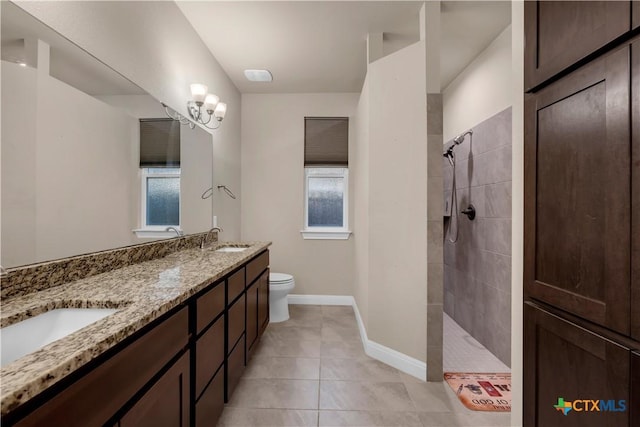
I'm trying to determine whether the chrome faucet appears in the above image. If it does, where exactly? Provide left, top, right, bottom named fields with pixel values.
left=201, top=227, right=223, bottom=249
left=165, top=226, right=183, bottom=237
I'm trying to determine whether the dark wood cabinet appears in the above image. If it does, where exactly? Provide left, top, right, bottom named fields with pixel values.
left=195, top=368, right=224, bottom=427
left=524, top=6, right=639, bottom=425
left=12, top=307, right=189, bottom=427
left=246, top=280, right=259, bottom=356
left=258, top=270, right=270, bottom=334
left=226, top=335, right=245, bottom=402
left=632, top=352, right=640, bottom=427
left=195, top=314, right=224, bottom=399
left=524, top=42, right=631, bottom=335
left=632, top=40, right=640, bottom=342
left=119, top=352, right=190, bottom=427
left=525, top=1, right=631, bottom=91
left=196, top=281, right=224, bottom=335
left=524, top=303, right=630, bottom=427
left=228, top=293, right=245, bottom=352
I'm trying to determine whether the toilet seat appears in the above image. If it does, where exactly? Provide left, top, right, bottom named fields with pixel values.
left=270, top=273, right=293, bottom=284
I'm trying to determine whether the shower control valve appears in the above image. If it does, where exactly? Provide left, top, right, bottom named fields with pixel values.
left=461, top=205, right=476, bottom=221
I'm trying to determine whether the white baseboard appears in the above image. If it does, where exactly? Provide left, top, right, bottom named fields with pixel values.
left=288, top=293, right=427, bottom=381
left=365, top=339, right=427, bottom=381
left=287, top=294, right=353, bottom=306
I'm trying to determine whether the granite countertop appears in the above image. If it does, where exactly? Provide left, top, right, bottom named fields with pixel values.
left=0, top=241, right=271, bottom=415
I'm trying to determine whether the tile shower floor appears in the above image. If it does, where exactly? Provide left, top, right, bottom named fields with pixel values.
left=217, top=305, right=511, bottom=426
left=443, top=313, right=510, bottom=373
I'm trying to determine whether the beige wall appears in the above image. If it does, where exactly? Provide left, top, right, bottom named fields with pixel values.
left=443, top=25, right=512, bottom=141
left=240, top=93, right=359, bottom=295
left=352, top=75, right=370, bottom=328
left=362, top=41, right=428, bottom=362
left=15, top=0, right=242, bottom=240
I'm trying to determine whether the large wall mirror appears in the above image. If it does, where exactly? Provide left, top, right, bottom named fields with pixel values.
left=1, top=1, right=214, bottom=268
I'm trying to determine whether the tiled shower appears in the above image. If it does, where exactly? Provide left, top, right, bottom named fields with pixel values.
left=443, top=107, right=512, bottom=366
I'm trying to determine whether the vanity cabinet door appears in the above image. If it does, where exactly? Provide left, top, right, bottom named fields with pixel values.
left=632, top=39, right=640, bottom=342
left=634, top=1, right=640, bottom=30
left=119, top=352, right=189, bottom=427
left=246, top=280, right=259, bottom=357
left=524, top=42, right=631, bottom=334
left=523, top=303, right=630, bottom=427
left=525, top=0, right=630, bottom=91
left=258, top=270, right=270, bottom=335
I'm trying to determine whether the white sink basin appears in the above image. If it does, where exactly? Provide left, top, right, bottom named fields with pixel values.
left=0, top=308, right=118, bottom=367
left=215, top=246, right=248, bottom=253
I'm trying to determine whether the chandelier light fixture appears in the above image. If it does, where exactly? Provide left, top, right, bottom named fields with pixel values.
left=162, top=83, right=227, bottom=130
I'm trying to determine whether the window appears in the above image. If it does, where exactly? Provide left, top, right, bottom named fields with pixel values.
left=302, top=117, right=351, bottom=240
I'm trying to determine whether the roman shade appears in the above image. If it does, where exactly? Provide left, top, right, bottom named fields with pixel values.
left=139, top=118, right=181, bottom=167
left=304, top=117, right=349, bottom=166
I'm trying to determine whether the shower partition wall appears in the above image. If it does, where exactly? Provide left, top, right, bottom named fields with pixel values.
left=443, top=107, right=512, bottom=365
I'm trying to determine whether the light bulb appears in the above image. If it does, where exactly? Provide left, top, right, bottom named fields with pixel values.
left=204, top=94, right=220, bottom=112
left=213, top=102, right=227, bottom=120
left=190, top=83, right=208, bottom=105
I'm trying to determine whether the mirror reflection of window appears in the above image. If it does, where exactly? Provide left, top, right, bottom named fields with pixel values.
left=142, top=168, right=180, bottom=227
left=139, top=119, right=182, bottom=231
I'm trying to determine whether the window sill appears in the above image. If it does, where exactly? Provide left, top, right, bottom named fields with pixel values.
left=132, top=228, right=183, bottom=239
left=300, top=229, right=352, bottom=240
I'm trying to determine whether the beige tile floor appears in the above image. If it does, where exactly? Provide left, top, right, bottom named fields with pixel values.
left=218, top=305, right=511, bottom=427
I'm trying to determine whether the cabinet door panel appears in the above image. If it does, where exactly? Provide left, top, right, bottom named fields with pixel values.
left=195, top=314, right=224, bottom=399
left=634, top=1, right=640, bottom=30
left=632, top=40, right=640, bottom=341
left=195, top=367, right=224, bottom=427
left=525, top=1, right=630, bottom=90
left=258, top=270, right=270, bottom=335
left=632, top=352, right=640, bottom=427
left=120, top=352, right=189, bottom=427
left=523, top=303, right=630, bottom=427
left=524, top=45, right=631, bottom=334
left=228, top=295, right=245, bottom=352
left=246, top=281, right=258, bottom=355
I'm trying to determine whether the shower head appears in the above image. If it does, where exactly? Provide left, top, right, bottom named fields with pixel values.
left=453, top=129, right=473, bottom=145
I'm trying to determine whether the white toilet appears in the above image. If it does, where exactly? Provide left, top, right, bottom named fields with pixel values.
left=269, top=273, right=295, bottom=323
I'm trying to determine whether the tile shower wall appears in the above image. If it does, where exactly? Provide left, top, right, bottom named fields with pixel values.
left=443, top=107, right=512, bottom=366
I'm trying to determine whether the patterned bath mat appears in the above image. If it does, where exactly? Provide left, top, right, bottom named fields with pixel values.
left=444, top=372, right=511, bottom=412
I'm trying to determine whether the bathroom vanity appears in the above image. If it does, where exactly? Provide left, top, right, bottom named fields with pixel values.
left=0, top=240, right=270, bottom=427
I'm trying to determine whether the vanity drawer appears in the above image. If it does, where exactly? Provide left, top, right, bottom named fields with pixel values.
left=228, top=296, right=245, bottom=353
left=226, top=335, right=245, bottom=402
left=196, top=281, right=224, bottom=335
left=195, top=315, right=224, bottom=399
left=246, top=251, right=269, bottom=285
left=195, top=367, right=224, bottom=427
left=227, top=268, right=245, bottom=304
